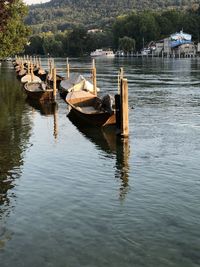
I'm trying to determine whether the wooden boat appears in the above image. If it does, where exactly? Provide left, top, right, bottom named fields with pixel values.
left=60, top=73, right=99, bottom=97
left=16, top=68, right=27, bottom=79
left=15, top=65, right=21, bottom=71
left=66, top=90, right=115, bottom=127
left=21, top=74, right=41, bottom=84
left=24, top=82, right=54, bottom=102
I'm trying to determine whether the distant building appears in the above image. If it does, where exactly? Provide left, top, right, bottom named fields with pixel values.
left=87, top=29, right=103, bottom=33
left=174, top=43, right=196, bottom=56
left=164, top=38, right=171, bottom=54
left=170, top=31, right=192, bottom=48
left=155, top=41, right=164, bottom=55
left=154, top=31, right=196, bottom=57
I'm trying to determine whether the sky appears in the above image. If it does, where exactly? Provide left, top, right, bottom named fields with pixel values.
left=24, top=0, right=50, bottom=5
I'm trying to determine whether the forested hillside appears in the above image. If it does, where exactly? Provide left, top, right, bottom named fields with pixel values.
left=26, top=0, right=198, bottom=33
left=24, top=8, right=200, bottom=57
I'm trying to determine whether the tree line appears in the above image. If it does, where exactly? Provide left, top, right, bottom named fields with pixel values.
left=1, top=1, right=200, bottom=58
left=113, top=8, right=200, bottom=51
left=26, top=0, right=198, bottom=33
left=24, top=29, right=114, bottom=56
left=25, top=8, right=200, bottom=56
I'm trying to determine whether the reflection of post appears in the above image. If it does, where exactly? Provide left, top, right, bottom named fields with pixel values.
left=0, top=227, right=12, bottom=249
left=53, top=104, right=58, bottom=140
left=116, top=137, right=130, bottom=200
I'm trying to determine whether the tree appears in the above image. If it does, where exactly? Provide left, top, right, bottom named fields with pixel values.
left=137, top=11, right=160, bottom=48
left=0, top=0, right=15, bottom=31
left=43, top=34, right=64, bottom=56
left=0, top=0, right=31, bottom=58
left=66, top=27, right=88, bottom=56
left=24, top=35, right=45, bottom=55
left=119, top=36, right=136, bottom=53
left=87, top=31, right=114, bottom=52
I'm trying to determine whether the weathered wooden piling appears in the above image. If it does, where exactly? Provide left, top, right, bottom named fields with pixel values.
left=120, top=78, right=129, bottom=137
left=30, top=64, right=34, bottom=82
left=48, top=58, right=53, bottom=78
left=66, top=58, right=70, bottom=79
left=115, top=94, right=121, bottom=131
left=27, top=62, right=30, bottom=75
left=53, top=68, right=57, bottom=101
left=92, top=59, right=97, bottom=95
left=118, top=67, right=124, bottom=93
left=116, top=68, right=129, bottom=137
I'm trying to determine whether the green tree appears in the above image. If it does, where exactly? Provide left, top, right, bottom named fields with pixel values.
left=87, top=31, right=114, bottom=52
left=24, top=35, right=45, bottom=55
left=42, top=33, right=64, bottom=56
left=0, top=0, right=30, bottom=58
left=137, top=11, right=160, bottom=48
left=0, top=0, right=15, bottom=31
left=66, top=27, right=88, bottom=56
left=119, top=36, right=136, bottom=52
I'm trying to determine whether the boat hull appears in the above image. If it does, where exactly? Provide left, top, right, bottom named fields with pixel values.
left=66, top=91, right=116, bottom=127
left=24, top=82, right=54, bottom=102
left=68, top=107, right=115, bottom=127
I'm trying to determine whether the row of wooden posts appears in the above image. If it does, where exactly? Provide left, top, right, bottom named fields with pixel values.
left=15, top=56, right=129, bottom=137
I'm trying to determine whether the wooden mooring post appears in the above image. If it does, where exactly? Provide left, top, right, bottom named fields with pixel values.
left=66, top=58, right=70, bottom=79
left=30, top=64, right=34, bottom=82
left=115, top=69, right=129, bottom=137
left=120, top=78, right=129, bottom=137
left=27, top=62, right=30, bottom=75
left=92, top=59, right=97, bottom=95
left=53, top=68, right=57, bottom=102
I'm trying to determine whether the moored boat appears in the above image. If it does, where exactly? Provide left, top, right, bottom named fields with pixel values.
left=21, top=74, right=42, bottom=84
left=16, top=68, right=27, bottom=79
left=66, top=90, right=115, bottom=127
left=24, top=82, right=54, bottom=102
left=90, top=49, right=115, bottom=58
left=60, top=73, right=99, bottom=97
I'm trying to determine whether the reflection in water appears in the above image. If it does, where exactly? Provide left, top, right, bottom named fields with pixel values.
left=0, top=226, right=12, bottom=250
left=68, top=113, right=130, bottom=199
left=115, top=137, right=130, bottom=200
left=26, top=99, right=58, bottom=139
left=26, top=98, right=58, bottom=117
left=0, top=63, right=32, bottom=218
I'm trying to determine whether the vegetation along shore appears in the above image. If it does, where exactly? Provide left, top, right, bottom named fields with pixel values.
left=0, top=1, right=200, bottom=58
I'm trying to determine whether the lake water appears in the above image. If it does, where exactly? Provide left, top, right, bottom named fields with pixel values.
left=0, top=57, right=200, bottom=267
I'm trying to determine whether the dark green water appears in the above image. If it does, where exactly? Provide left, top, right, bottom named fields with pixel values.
left=0, top=58, right=200, bottom=267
